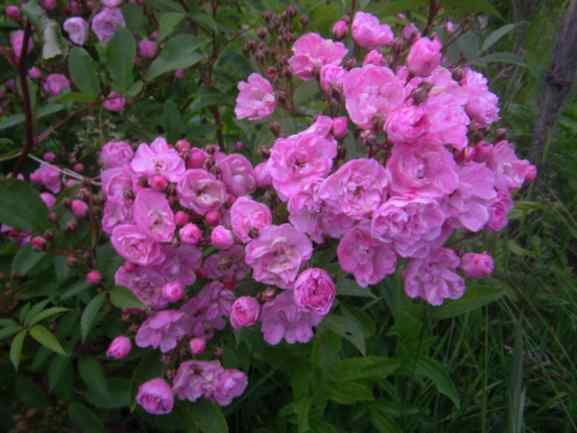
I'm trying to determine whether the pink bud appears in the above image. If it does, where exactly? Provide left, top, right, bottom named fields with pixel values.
left=332, top=19, right=348, bottom=39
left=188, top=148, right=207, bottom=169
left=233, top=141, right=244, bottom=152
left=5, top=5, right=20, bottom=20
left=189, top=337, right=206, bottom=355
left=174, top=211, right=189, bottom=226
left=331, top=116, right=348, bottom=139
left=103, top=92, right=126, bottom=112
left=175, top=139, right=191, bottom=154
left=461, top=252, right=494, bottom=279
left=230, top=296, right=260, bottom=329
left=73, top=162, right=84, bottom=173
left=138, top=38, right=158, bottom=59
left=66, top=220, right=77, bottom=232
left=179, top=223, right=202, bottom=245
left=175, top=68, right=185, bottom=80
left=210, top=225, right=234, bottom=249
left=31, top=236, right=47, bottom=251
left=41, top=0, right=57, bottom=10
left=162, top=281, right=184, bottom=303
left=106, top=336, right=132, bottom=359
left=254, top=162, right=272, bottom=188
left=28, top=67, right=42, bottom=80
left=149, top=175, right=168, bottom=192
left=43, top=152, right=55, bottom=162
left=205, top=209, right=220, bottom=226
left=123, top=261, right=137, bottom=273
left=40, top=192, right=56, bottom=209
left=86, top=270, right=102, bottom=285
left=70, top=199, right=89, bottom=218
left=526, top=164, right=537, bottom=182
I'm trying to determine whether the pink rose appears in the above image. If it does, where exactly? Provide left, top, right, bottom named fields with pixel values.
left=99, top=140, right=134, bottom=168
left=103, top=91, right=126, bottom=112
left=363, top=49, right=385, bottom=66
left=343, top=65, right=405, bottom=129
left=293, top=268, right=335, bottom=315
left=404, top=248, right=465, bottom=305
left=30, top=164, right=61, bottom=194
left=230, top=296, right=260, bottom=329
left=213, top=369, right=248, bottom=407
left=136, top=378, right=174, bottom=415
left=43, top=74, right=71, bottom=97
left=288, top=32, right=347, bottom=80
left=319, top=158, right=388, bottom=220
left=337, top=224, right=397, bottom=288
left=332, top=19, right=348, bottom=39
left=235, top=73, right=276, bottom=121
left=115, top=264, right=170, bottom=309
left=245, top=223, right=313, bottom=289
left=460, top=68, right=499, bottom=127
left=320, top=64, right=345, bottom=94
left=135, top=309, right=186, bottom=353
left=101, top=166, right=133, bottom=200
left=91, top=7, right=125, bottom=43
left=401, top=23, right=420, bottom=41
left=202, top=245, right=249, bottom=283
left=63, top=17, right=88, bottom=46
left=487, top=190, right=513, bottom=231
left=407, top=36, right=442, bottom=77
left=230, top=196, right=272, bottom=243
left=155, top=244, right=202, bottom=287
left=111, top=224, right=165, bottom=266
left=162, top=281, right=184, bottom=303
left=210, top=225, right=234, bottom=250
left=177, top=169, right=227, bottom=215
left=489, top=140, right=534, bottom=192
left=102, top=199, right=132, bottom=234
left=106, top=335, right=131, bottom=359
left=133, top=190, right=175, bottom=242
left=179, top=223, right=202, bottom=245
left=461, top=252, right=494, bottom=278
left=352, top=11, right=394, bottom=49
left=131, top=137, right=185, bottom=182
left=216, top=153, right=256, bottom=197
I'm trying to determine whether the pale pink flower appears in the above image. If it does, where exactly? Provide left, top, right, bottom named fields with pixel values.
left=230, top=196, right=272, bottom=243
left=115, top=264, right=170, bottom=309
left=487, top=190, right=513, bottom=231
left=462, top=252, right=494, bottom=278
left=407, top=36, right=442, bottom=77
left=213, top=369, right=248, bottom=406
left=91, top=7, right=125, bottom=43
left=230, top=296, right=260, bottom=329
left=403, top=248, right=465, bottom=305
left=235, top=73, right=276, bottom=120
left=177, top=169, right=227, bottom=215
left=245, top=224, right=313, bottom=289
left=111, top=224, right=165, bottom=266
left=180, top=282, right=235, bottom=337
left=489, top=140, right=535, bottom=192
left=319, top=158, right=388, bottom=220
left=216, top=153, right=256, bottom=197
left=202, top=245, right=249, bottom=283
left=156, top=244, right=202, bottom=287
left=133, top=190, right=175, bottom=242
left=43, top=74, right=71, bottom=97
left=320, top=64, right=345, bottom=93
left=30, top=164, right=61, bottom=194
left=288, top=32, right=347, bottom=80
left=460, top=68, right=499, bottom=127
left=63, top=17, right=88, bottom=45
left=100, top=140, right=133, bottom=168
left=337, top=224, right=397, bottom=288
left=138, top=38, right=158, bottom=58
left=135, top=309, right=187, bottom=352
left=352, top=11, right=394, bottom=49
left=136, top=378, right=174, bottom=415
left=101, top=166, right=133, bottom=201
left=131, top=137, right=186, bottom=183
left=102, top=199, right=132, bottom=234
left=293, top=268, right=335, bottom=315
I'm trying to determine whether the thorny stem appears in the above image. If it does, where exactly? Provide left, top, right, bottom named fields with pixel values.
left=13, top=21, right=34, bottom=175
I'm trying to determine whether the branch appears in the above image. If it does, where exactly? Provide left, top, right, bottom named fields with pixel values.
left=423, top=0, right=440, bottom=36
left=13, top=21, right=34, bottom=175
left=530, top=0, right=577, bottom=173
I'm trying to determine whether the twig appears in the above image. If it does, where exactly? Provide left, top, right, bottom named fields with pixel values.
left=13, top=21, right=34, bottom=175
left=28, top=155, right=101, bottom=186
left=35, top=105, right=94, bottom=144
left=423, top=0, right=440, bottom=36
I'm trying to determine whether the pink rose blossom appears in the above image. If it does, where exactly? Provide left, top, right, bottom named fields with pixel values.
left=402, top=23, right=420, bottom=41
left=235, top=73, right=276, bottom=121
left=363, top=49, right=385, bottom=66
left=332, top=19, right=348, bottom=39
left=102, top=0, right=123, bottom=6
left=230, top=296, right=260, bottom=329
left=202, top=245, right=249, bottom=283
left=71, top=199, right=89, bottom=218
left=30, top=164, right=61, bottom=194
left=404, top=248, right=465, bottom=305
left=102, top=199, right=132, bottom=234
left=319, top=158, right=389, bottom=220
left=91, top=7, right=125, bottom=43
left=101, top=166, right=133, bottom=201
left=100, top=140, right=133, bottom=168
left=103, top=91, right=126, bottom=112
left=131, top=137, right=186, bottom=183
left=320, top=64, right=345, bottom=93
left=489, top=140, right=535, bottom=192
left=106, top=335, right=131, bottom=359
left=462, top=252, right=494, bottom=278
left=210, top=225, right=234, bottom=250
left=213, top=369, right=248, bottom=406
left=63, top=17, right=88, bottom=45
left=487, top=190, right=513, bottom=231
left=180, top=282, right=235, bottom=337
left=111, top=224, right=165, bottom=266
left=179, top=223, right=203, bottom=245
left=461, top=68, right=499, bottom=127
left=337, top=224, right=397, bottom=288
left=43, top=74, right=71, bottom=97
left=260, top=291, right=323, bottom=345
left=115, top=264, right=170, bottom=309
left=288, top=33, right=347, bottom=80
left=135, top=309, right=187, bottom=352
left=293, top=268, right=335, bottom=315
left=254, top=161, right=272, bottom=188
left=343, top=65, right=405, bottom=129
left=136, top=378, right=174, bottom=415
left=352, top=12, right=394, bottom=49
left=138, top=38, right=158, bottom=58
left=230, top=197, right=272, bottom=243
left=177, top=169, right=227, bottom=215
left=407, top=36, right=442, bottom=77
left=216, top=153, right=256, bottom=197
left=245, top=223, right=312, bottom=289
left=133, top=190, right=175, bottom=242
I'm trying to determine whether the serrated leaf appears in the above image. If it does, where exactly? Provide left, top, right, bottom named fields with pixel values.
left=414, top=358, right=460, bottom=409
left=107, top=28, right=136, bottom=92
left=109, top=286, right=145, bottom=309
left=68, top=47, right=100, bottom=99
left=29, top=325, right=65, bottom=355
left=481, top=23, right=517, bottom=53
left=158, top=12, right=186, bottom=42
left=79, top=357, right=109, bottom=398
left=0, top=179, right=49, bottom=232
left=12, top=245, right=46, bottom=276
left=81, top=293, right=106, bottom=342
left=68, top=402, right=106, bottom=433
left=145, top=34, right=206, bottom=81
left=28, top=307, right=69, bottom=326
left=10, top=330, right=27, bottom=369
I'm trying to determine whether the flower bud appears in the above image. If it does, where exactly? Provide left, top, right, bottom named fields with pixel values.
left=41, top=0, right=57, bottom=11
left=174, top=211, right=189, bottom=226
left=43, top=152, right=55, bottom=162
left=136, top=378, right=174, bottom=415
left=138, top=38, right=158, bottom=59
left=103, top=92, right=126, bottom=112
left=70, top=199, right=89, bottom=218
left=461, top=252, right=494, bottom=279
left=254, top=162, right=272, bottom=188
left=331, top=116, right=348, bottom=139
left=269, top=121, right=281, bottom=137
left=174, top=68, right=185, bottom=80
left=175, top=139, right=191, bottom=154
left=230, top=296, right=260, bottom=329
left=179, top=223, right=202, bottom=245
left=106, top=336, right=131, bottom=359
left=189, top=337, right=206, bottom=355
left=40, top=192, right=56, bottom=209
left=332, top=19, right=348, bottom=39
left=5, top=5, right=20, bottom=20
left=86, top=270, right=102, bottom=285
left=149, top=175, right=168, bottom=192
left=188, top=148, right=207, bottom=168
left=210, top=225, right=234, bottom=250
left=205, top=210, right=220, bottom=226
left=162, top=281, right=184, bottom=303
left=73, top=162, right=84, bottom=173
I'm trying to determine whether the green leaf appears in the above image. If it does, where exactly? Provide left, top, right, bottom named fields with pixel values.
left=443, top=0, right=502, bottom=18
left=15, top=376, right=50, bottom=409
left=158, top=12, right=186, bottom=42
left=0, top=179, right=49, bottom=232
left=28, top=307, right=69, bottom=327
left=21, top=0, right=45, bottom=26
left=0, top=325, right=22, bottom=340
left=183, top=401, right=229, bottom=433
left=12, top=245, right=46, bottom=276
left=163, top=99, right=184, bottom=143
left=330, top=357, right=400, bottom=383
left=432, top=283, right=506, bottom=320
left=107, top=28, right=136, bottom=92
left=481, top=24, right=517, bottom=53
left=122, top=3, right=147, bottom=36
left=10, top=330, right=27, bottom=369
left=336, top=275, right=376, bottom=298
left=145, top=34, right=206, bottom=81
left=81, top=293, right=106, bottom=342
left=369, top=405, right=404, bottom=433
left=24, top=299, right=51, bottom=324
left=323, top=313, right=366, bottom=355
left=472, top=52, right=526, bottom=67
left=79, top=357, right=109, bottom=398
left=48, top=355, right=72, bottom=391
left=29, top=325, right=65, bottom=355
left=147, top=0, right=185, bottom=12
left=414, top=358, right=460, bottom=409
left=367, top=0, right=428, bottom=16
left=0, top=103, right=65, bottom=130
left=293, top=398, right=312, bottom=433
left=68, top=402, right=107, bottom=433
left=60, top=280, right=91, bottom=300
left=109, top=287, right=145, bottom=309
left=189, top=12, right=219, bottom=33
left=68, top=47, right=100, bottom=99
left=327, top=381, right=374, bottom=405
